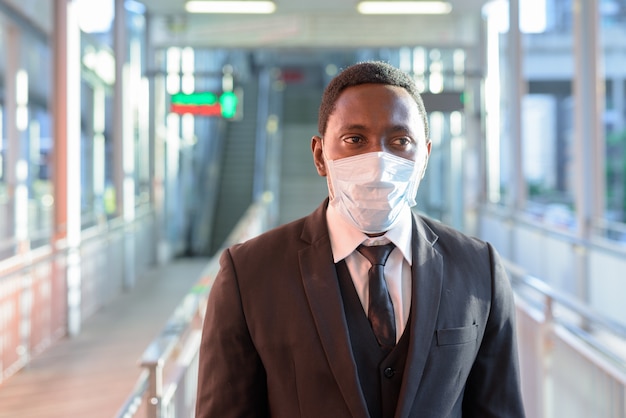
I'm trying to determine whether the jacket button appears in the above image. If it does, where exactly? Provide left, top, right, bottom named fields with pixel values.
left=384, top=367, right=395, bottom=378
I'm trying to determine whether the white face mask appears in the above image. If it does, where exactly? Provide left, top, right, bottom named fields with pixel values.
left=324, top=150, right=428, bottom=234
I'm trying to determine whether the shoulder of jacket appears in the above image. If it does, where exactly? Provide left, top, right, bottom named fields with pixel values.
left=417, top=214, right=489, bottom=252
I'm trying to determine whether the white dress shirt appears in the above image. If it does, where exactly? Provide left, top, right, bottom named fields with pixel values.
left=326, top=203, right=414, bottom=342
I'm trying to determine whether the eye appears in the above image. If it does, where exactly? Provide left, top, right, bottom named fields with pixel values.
left=391, top=136, right=414, bottom=148
left=343, top=135, right=364, bottom=144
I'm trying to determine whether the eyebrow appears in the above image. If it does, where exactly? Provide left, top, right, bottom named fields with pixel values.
left=339, top=123, right=412, bottom=133
left=388, top=124, right=412, bottom=133
left=339, top=123, right=367, bottom=131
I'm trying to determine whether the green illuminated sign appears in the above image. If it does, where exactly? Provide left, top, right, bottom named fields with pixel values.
left=170, top=91, right=238, bottom=118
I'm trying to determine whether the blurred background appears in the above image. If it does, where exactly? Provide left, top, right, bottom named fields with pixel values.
left=0, top=0, right=625, bottom=417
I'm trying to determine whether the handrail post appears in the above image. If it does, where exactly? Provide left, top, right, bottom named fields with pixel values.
left=541, top=294, right=554, bottom=418
left=114, top=199, right=274, bottom=418
left=143, top=359, right=163, bottom=418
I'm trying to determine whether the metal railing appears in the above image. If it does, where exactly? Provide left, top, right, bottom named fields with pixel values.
left=0, top=205, right=157, bottom=385
left=116, top=195, right=274, bottom=418
left=508, top=261, right=626, bottom=418
left=0, top=244, right=65, bottom=384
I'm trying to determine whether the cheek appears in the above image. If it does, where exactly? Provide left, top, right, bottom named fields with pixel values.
left=321, top=141, right=343, bottom=160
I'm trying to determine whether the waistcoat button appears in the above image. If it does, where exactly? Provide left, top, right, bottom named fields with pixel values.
left=384, top=367, right=395, bottom=378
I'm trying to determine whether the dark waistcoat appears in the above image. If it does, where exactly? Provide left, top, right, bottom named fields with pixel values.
left=336, top=260, right=411, bottom=418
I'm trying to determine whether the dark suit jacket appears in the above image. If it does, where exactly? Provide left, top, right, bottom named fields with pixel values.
left=196, top=199, right=525, bottom=418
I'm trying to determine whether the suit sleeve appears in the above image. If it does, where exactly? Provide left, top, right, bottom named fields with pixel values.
left=462, top=244, right=526, bottom=417
left=195, top=248, right=269, bottom=418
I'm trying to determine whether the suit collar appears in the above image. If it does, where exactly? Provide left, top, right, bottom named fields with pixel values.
left=299, top=199, right=371, bottom=417
left=395, top=214, right=443, bottom=418
left=300, top=198, right=331, bottom=245
left=412, top=210, right=439, bottom=248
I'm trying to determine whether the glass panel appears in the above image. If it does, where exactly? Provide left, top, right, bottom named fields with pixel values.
left=78, top=0, right=115, bottom=226
left=522, top=0, right=576, bottom=228
left=483, top=0, right=508, bottom=205
left=127, top=7, right=148, bottom=204
left=483, top=0, right=576, bottom=228
left=601, top=0, right=626, bottom=241
left=22, top=28, right=53, bottom=247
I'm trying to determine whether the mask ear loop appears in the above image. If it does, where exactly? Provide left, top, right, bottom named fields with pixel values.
left=406, top=142, right=429, bottom=207
left=420, top=152, right=430, bottom=179
left=320, top=138, right=336, bottom=201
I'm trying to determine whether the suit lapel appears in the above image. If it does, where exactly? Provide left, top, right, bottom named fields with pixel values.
left=299, top=200, right=371, bottom=418
left=396, top=215, right=443, bottom=418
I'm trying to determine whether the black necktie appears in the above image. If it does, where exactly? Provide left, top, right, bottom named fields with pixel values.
left=357, top=243, right=396, bottom=350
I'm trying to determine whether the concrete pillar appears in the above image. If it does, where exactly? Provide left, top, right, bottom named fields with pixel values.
left=53, top=0, right=82, bottom=336
left=5, top=24, right=20, bottom=246
left=113, top=0, right=136, bottom=289
left=507, top=0, right=525, bottom=262
left=572, top=0, right=602, bottom=304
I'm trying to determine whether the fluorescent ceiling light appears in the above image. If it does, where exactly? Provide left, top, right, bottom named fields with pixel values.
left=185, top=1, right=276, bottom=14
left=357, top=1, right=452, bottom=15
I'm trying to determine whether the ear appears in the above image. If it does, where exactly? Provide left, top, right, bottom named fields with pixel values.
left=311, top=135, right=327, bottom=177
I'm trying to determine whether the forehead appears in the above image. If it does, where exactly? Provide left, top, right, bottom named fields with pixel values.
left=336, top=83, right=413, bottom=103
left=329, top=83, right=423, bottom=129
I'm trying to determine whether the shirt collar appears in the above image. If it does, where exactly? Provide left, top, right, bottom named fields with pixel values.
left=326, top=203, right=413, bottom=265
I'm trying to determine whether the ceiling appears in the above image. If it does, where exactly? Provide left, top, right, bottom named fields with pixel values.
left=0, top=0, right=491, bottom=51
left=137, top=0, right=491, bottom=50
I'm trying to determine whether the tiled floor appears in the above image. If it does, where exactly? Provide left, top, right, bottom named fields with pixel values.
left=0, top=257, right=209, bottom=418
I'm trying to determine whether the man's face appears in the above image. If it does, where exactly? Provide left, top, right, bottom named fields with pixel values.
left=312, top=83, right=431, bottom=176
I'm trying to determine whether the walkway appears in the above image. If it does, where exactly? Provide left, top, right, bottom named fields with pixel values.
left=0, top=257, right=209, bottom=418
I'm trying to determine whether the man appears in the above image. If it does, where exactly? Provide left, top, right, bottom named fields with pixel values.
left=195, top=61, right=525, bottom=417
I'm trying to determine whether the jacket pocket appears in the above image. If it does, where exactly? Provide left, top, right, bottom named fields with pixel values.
left=436, top=324, right=478, bottom=346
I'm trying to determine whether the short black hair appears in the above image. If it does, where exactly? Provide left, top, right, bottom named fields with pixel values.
left=318, top=61, right=430, bottom=139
